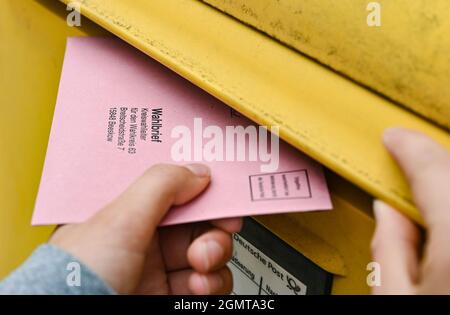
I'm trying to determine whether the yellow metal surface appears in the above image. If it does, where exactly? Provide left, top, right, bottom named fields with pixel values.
left=0, top=0, right=106, bottom=278
left=204, top=0, right=450, bottom=130
left=56, top=0, right=450, bottom=224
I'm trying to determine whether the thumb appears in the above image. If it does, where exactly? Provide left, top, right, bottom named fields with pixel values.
left=371, top=200, right=420, bottom=294
left=92, top=163, right=211, bottom=251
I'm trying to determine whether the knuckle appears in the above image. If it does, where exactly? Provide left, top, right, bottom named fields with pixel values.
left=139, top=164, right=195, bottom=198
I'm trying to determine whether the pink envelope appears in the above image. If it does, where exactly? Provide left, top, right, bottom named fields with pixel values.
left=32, top=37, right=332, bottom=226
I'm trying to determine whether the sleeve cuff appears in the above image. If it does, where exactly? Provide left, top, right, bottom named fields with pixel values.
left=0, top=244, right=116, bottom=295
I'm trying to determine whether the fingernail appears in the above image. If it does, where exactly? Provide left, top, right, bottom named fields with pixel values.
left=185, top=164, right=211, bottom=177
left=200, top=274, right=211, bottom=294
left=373, top=199, right=388, bottom=221
left=191, top=273, right=211, bottom=295
left=383, top=127, right=405, bottom=146
left=202, top=240, right=224, bottom=270
left=235, top=219, right=243, bottom=233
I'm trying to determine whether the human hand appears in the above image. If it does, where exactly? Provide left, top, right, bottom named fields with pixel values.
left=371, top=128, right=450, bottom=294
left=49, top=163, right=242, bottom=295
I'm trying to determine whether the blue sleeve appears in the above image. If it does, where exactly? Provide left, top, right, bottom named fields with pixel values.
left=0, top=244, right=116, bottom=295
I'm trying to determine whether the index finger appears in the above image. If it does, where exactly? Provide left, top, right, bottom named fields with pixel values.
left=383, top=127, right=450, bottom=231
